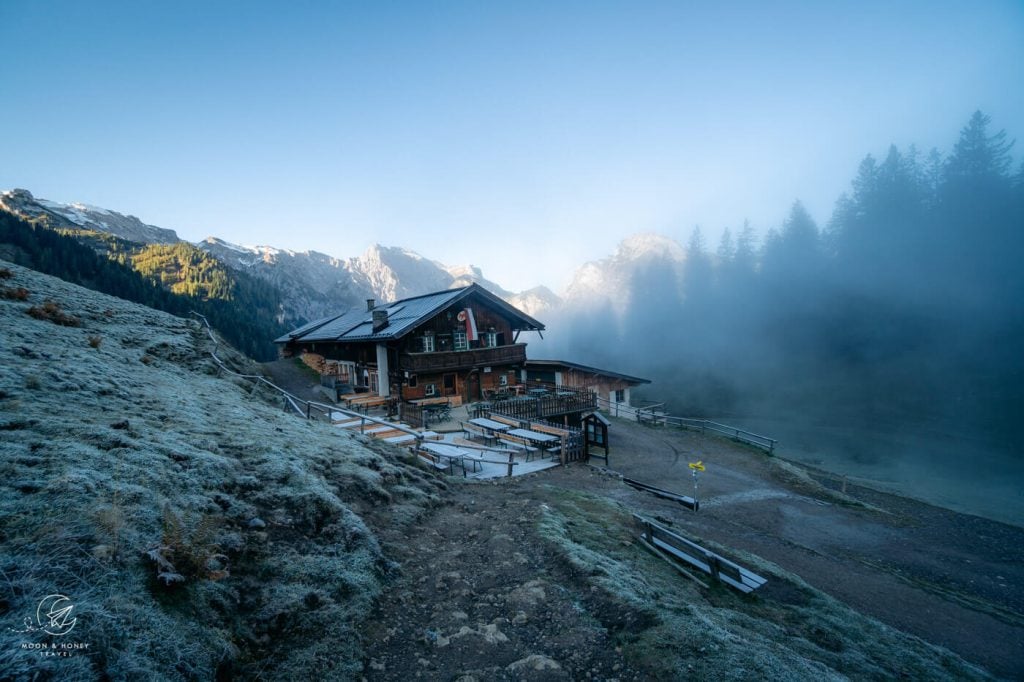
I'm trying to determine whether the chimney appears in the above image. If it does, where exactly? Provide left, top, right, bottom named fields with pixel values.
left=372, top=309, right=389, bottom=332
left=366, top=299, right=376, bottom=311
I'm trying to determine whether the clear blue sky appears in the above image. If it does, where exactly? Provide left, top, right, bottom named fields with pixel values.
left=2, top=1, right=1022, bottom=291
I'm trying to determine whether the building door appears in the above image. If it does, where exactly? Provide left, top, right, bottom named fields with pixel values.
left=466, top=372, right=480, bottom=402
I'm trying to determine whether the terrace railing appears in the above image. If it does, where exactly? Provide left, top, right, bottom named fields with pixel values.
left=485, top=384, right=597, bottom=421
left=594, top=396, right=777, bottom=454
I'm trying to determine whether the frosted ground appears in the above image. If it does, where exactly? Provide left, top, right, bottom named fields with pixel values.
left=0, top=261, right=1009, bottom=680
left=0, top=260, right=444, bottom=679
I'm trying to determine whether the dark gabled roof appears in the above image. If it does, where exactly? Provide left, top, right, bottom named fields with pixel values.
left=525, top=359, right=651, bottom=385
left=276, top=283, right=545, bottom=345
left=273, top=311, right=348, bottom=344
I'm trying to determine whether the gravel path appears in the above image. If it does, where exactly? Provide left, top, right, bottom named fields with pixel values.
left=361, top=419, right=1023, bottom=679
left=557, top=418, right=1024, bottom=679
left=259, top=359, right=1023, bottom=679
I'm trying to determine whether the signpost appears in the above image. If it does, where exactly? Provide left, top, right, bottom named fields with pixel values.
left=688, top=460, right=705, bottom=510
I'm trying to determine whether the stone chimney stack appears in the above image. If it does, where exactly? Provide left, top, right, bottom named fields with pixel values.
left=372, top=309, right=389, bottom=332
left=366, top=299, right=376, bottom=312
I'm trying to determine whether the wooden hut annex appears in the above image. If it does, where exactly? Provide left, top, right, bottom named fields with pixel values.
left=522, top=359, right=650, bottom=413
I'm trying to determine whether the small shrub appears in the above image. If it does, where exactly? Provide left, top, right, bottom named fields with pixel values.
left=144, top=505, right=230, bottom=586
left=24, top=375, right=42, bottom=390
left=1, top=286, right=29, bottom=300
left=0, top=267, right=12, bottom=279
left=140, top=354, right=155, bottom=365
left=88, top=335, right=103, bottom=349
left=26, top=300, right=81, bottom=327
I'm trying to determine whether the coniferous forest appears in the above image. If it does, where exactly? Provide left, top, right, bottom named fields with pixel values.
left=565, top=111, right=1023, bottom=458
left=0, top=213, right=290, bottom=360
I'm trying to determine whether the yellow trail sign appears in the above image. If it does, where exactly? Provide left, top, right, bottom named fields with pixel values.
left=689, top=460, right=705, bottom=472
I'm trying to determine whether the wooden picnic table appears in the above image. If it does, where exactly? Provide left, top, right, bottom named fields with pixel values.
left=507, top=428, right=559, bottom=445
left=469, top=417, right=511, bottom=432
left=421, top=442, right=483, bottom=474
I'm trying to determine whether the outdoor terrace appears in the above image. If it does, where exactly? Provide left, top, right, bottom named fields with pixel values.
left=477, top=383, right=597, bottom=421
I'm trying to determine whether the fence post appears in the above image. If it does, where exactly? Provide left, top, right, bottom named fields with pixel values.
left=507, top=451, right=514, bottom=477
left=706, top=552, right=720, bottom=580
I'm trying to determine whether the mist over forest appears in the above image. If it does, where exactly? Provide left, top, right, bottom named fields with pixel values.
left=542, top=111, right=1023, bottom=516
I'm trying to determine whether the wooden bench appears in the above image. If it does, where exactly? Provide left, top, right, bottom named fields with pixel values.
left=529, top=423, right=570, bottom=437
left=370, top=428, right=410, bottom=440
left=461, top=421, right=495, bottom=445
left=383, top=433, right=417, bottom=445
left=416, top=449, right=454, bottom=474
left=489, top=414, right=522, bottom=429
left=633, top=514, right=767, bottom=593
left=496, top=433, right=540, bottom=460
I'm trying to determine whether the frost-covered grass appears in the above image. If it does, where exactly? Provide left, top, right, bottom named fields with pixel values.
left=0, top=261, right=442, bottom=680
left=538, top=487, right=991, bottom=681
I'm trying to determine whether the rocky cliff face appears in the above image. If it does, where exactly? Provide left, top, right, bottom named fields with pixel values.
left=563, top=232, right=686, bottom=314
left=198, top=237, right=371, bottom=324
left=1, top=188, right=180, bottom=244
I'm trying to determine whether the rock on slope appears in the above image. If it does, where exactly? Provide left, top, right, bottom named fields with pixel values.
left=0, top=260, right=443, bottom=680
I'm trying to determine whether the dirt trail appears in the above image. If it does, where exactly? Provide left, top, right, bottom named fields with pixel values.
left=596, top=418, right=1024, bottom=679
left=360, top=420, right=1023, bottom=680
left=259, top=363, right=1023, bottom=679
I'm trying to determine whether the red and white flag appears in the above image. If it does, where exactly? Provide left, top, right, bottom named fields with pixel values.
left=463, top=308, right=478, bottom=341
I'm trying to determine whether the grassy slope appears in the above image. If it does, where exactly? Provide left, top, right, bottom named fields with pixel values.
left=0, top=260, right=442, bottom=680
left=538, top=486, right=990, bottom=681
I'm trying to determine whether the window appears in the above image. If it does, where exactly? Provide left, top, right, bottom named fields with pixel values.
left=408, top=374, right=418, bottom=388
left=453, top=330, right=468, bottom=351
left=443, top=373, right=456, bottom=391
left=421, top=335, right=435, bottom=353
left=424, top=383, right=437, bottom=396
left=615, top=389, right=625, bottom=403
left=483, top=331, right=498, bottom=347
left=499, top=374, right=509, bottom=386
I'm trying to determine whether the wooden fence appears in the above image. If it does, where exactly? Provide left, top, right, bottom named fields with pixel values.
left=633, top=514, right=767, bottom=593
left=191, top=312, right=430, bottom=442
left=595, top=396, right=777, bottom=454
left=486, top=387, right=597, bottom=422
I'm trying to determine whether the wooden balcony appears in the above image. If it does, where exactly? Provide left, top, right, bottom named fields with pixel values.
left=399, top=343, right=527, bottom=373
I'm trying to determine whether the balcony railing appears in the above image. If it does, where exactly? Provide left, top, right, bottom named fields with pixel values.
left=399, top=343, right=527, bottom=373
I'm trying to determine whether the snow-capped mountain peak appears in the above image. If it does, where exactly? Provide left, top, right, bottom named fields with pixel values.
left=1, top=188, right=179, bottom=244
left=615, top=232, right=686, bottom=262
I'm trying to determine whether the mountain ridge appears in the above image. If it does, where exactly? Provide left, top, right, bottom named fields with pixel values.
left=1, top=188, right=563, bottom=321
